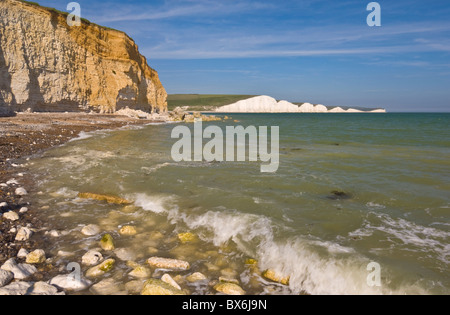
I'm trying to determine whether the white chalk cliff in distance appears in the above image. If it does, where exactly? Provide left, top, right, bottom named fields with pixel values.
left=215, top=96, right=386, bottom=113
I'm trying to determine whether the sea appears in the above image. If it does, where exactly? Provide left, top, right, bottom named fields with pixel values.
left=26, top=113, right=450, bottom=295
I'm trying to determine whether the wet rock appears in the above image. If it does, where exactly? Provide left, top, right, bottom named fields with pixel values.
left=77, top=192, right=131, bottom=205
left=161, top=273, right=181, bottom=290
left=119, top=225, right=137, bottom=236
left=90, top=278, right=126, bottom=295
left=114, top=248, right=136, bottom=261
left=85, top=258, right=115, bottom=278
left=1, top=258, right=37, bottom=280
left=49, top=274, right=92, bottom=292
left=327, top=190, right=352, bottom=200
left=15, top=188, right=28, bottom=196
left=129, top=265, right=151, bottom=279
left=147, top=257, right=190, bottom=271
left=186, top=272, right=207, bottom=283
left=82, top=250, right=103, bottom=266
left=81, top=224, right=101, bottom=236
left=100, top=233, right=115, bottom=251
left=213, top=282, right=246, bottom=295
left=141, top=278, right=185, bottom=295
left=0, top=281, right=31, bottom=295
left=218, top=277, right=240, bottom=285
left=0, top=269, right=14, bottom=287
left=2, top=211, right=19, bottom=221
left=15, top=227, right=33, bottom=241
left=28, top=281, right=64, bottom=295
left=25, top=249, right=46, bottom=264
left=125, top=280, right=145, bottom=294
left=177, top=232, right=197, bottom=243
left=262, top=269, right=290, bottom=285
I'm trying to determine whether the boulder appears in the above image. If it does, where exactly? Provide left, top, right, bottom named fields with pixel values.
left=141, top=278, right=185, bottom=295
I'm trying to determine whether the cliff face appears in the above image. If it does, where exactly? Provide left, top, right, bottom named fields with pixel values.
left=0, top=0, right=167, bottom=115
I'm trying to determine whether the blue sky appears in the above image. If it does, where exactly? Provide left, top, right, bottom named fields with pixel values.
left=36, top=0, right=450, bottom=112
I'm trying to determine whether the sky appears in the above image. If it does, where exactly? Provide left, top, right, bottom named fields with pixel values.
left=35, top=0, right=450, bottom=112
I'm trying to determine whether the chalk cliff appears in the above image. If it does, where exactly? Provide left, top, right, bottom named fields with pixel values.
left=0, top=0, right=167, bottom=116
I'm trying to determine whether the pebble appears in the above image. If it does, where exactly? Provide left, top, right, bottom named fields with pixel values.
left=128, top=265, right=152, bottom=279
left=19, top=207, right=28, bottom=214
left=0, top=269, right=14, bottom=287
left=0, top=202, right=7, bottom=208
left=2, top=211, right=19, bottom=221
left=81, top=224, right=101, bottom=236
left=15, top=227, right=33, bottom=241
left=213, top=282, right=246, bottom=295
left=49, top=274, right=92, bottom=292
left=147, top=257, right=190, bottom=271
left=85, top=259, right=115, bottom=278
left=141, top=278, right=185, bottom=295
left=17, top=248, right=29, bottom=258
left=15, top=187, right=28, bottom=196
left=81, top=250, right=103, bottom=266
left=161, top=273, right=182, bottom=290
left=25, top=249, right=46, bottom=264
left=186, top=272, right=207, bottom=283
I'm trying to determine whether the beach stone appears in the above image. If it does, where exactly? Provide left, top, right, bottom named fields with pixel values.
left=161, top=273, right=182, bottom=290
left=15, top=227, right=33, bottom=241
left=2, top=211, right=19, bottom=221
left=0, top=281, right=32, bottom=295
left=0, top=202, right=8, bottom=208
left=82, top=250, right=103, bottom=266
left=218, top=277, right=240, bottom=285
left=147, top=257, right=190, bottom=271
left=90, top=278, right=126, bottom=295
left=119, top=225, right=137, bottom=236
left=49, top=274, right=92, bottom=292
left=186, top=272, right=207, bottom=283
left=28, top=282, right=64, bottom=295
left=100, top=234, right=115, bottom=251
left=214, top=282, right=246, bottom=295
left=262, top=269, right=290, bottom=285
left=26, top=249, right=46, bottom=264
left=19, top=207, right=28, bottom=213
left=85, top=259, right=115, bottom=278
left=15, top=187, right=28, bottom=196
left=121, top=205, right=138, bottom=213
left=129, top=265, right=152, bottom=279
left=141, top=278, right=185, bottom=295
left=177, top=232, right=197, bottom=243
left=114, top=248, right=136, bottom=261
left=1, top=258, right=37, bottom=280
left=0, top=270, right=14, bottom=287
left=125, top=280, right=145, bottom=294
left=77, top=192, right=131, bottom=205
left=81, top=224, right=101, bottom=236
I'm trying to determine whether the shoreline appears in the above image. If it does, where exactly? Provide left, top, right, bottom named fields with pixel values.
left=0, top=112, right=164, bottom=290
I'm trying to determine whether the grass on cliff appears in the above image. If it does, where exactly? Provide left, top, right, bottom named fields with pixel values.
left=167, top=94, right=257, bottom=111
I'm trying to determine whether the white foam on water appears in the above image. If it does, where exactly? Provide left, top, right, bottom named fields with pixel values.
left=132, top=193, right=432, bottom=295
left=349, top=212, right=450, bottom=264
left=68, top=131, right=93, bottom=142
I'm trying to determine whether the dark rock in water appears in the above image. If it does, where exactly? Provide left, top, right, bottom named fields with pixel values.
left=327, top=190, right=352, bottom=200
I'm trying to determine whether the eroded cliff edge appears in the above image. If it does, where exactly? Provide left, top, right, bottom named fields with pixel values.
left=0, top=0, right=167, bottom=115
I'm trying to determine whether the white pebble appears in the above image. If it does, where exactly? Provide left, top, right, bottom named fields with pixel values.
left=0, top=202, right=8, bottom=208
left=17, top=248, right=29, bottom=258
left=19, top=207, right=28, bottom=213
left=2, top=211, right=19, bottom=221
left=15, top=187, right=28, bottom=196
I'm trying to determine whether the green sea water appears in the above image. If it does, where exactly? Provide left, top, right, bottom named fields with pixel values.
left=27, top=113, right=450, bottom=295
